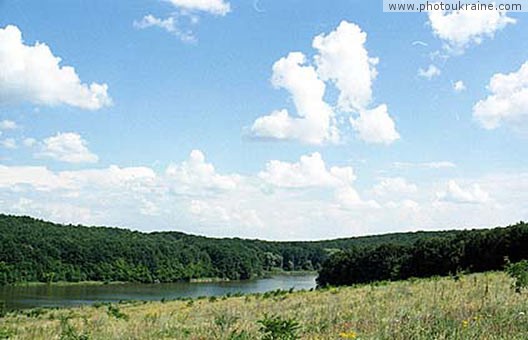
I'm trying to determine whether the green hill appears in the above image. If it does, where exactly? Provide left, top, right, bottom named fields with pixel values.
left=0, top=214, right=525, bottom=285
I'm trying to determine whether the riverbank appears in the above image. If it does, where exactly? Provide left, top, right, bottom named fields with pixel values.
left=1, top=272, right=526, bottom=339
left=3, top=270, right=318, bottom=286
left=8, top=281, right=128, bottom=287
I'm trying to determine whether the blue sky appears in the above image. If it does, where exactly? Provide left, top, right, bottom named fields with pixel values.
left=0, top=1, right=527, bottom=240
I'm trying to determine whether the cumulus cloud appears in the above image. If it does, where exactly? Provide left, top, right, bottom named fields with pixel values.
left=259, top=152, right=377, bottom=210
left=453, top=80, right=466, bottom=92
left=250, top=21, right=399, bottom=145
left=428, top=9, right=515, bottom=53
left=372, top=177, right=418, bottom=197
left=0, top=120, right=17, bottom=130
left=135, top=0, right=230, bottom=41
left=250, top=52, right=337, bottom=144
left=350, top=104, right=400, bottom=145
left=2, top=151, right=528, bottom=239
left=418, top=64, right=441, bottom=79
left=437, top=180, right=490, bottom=204
left=166, top=149, right=239, bottom=191
left=189, top=199, right=263, bottom=228
left=133, top=15, right=195, bottom=43
left=0, top=25, right=111, bottom=110
left=167, top=0, right=231, bottom=16
left=0, top=165, right=72, bottom=191
left=0, top=138, right=16, bottom=149
left=313, top=21, right=378, bottom=112
left=392, top=161, right=456, bottom=169
left=23, top=138, right=36, bottom=147
left=473, top=61, right=528, bottom=130
left=258, top=152, right=355, bottom=189
left=37, top=132, right=99, bottom=164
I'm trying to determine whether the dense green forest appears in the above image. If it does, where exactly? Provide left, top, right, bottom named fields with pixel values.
left=0, top=214, right=470, bottom=285
left=317, top=221, right=528, bottom=286
left=1, top=214, right=526, bottom=286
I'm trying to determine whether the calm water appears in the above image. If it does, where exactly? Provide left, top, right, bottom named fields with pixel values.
left=0, top=274, right=317, bottom=310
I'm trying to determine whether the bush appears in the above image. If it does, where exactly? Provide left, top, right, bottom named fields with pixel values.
left=257, top=314, right=300, bottom=340
left=59, top=316, right=89, bottom=340
left=106, top=305, right=128, bottom=320
left=506, top=260, right=528, bottom=293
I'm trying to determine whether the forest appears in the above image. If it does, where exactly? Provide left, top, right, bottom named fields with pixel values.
left=1, top=214, right=526, bottom=286
left=317, top=221, right=528, bottom=286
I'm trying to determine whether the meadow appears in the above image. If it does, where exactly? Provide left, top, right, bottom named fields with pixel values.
left=1, top=271, right=527, bottom=339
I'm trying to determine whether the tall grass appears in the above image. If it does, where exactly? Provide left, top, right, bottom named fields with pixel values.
left=0, top=272, right=527, bottom=339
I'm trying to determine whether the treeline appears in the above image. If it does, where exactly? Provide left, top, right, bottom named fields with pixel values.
left=317, top=222, right=528, bottom=287
left=2, top=214, right=524, bottom=286
left=0, top=214, right=345, bottom=284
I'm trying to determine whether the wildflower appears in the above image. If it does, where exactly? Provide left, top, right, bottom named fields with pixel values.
left=339, top=331, right=357, bottom=339
left=462, top=320, right=469, bottom=328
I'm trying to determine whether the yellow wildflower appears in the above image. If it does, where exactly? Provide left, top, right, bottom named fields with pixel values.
left=339, top=331, right=357, bottom=339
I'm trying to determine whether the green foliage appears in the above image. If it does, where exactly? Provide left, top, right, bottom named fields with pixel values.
left=506, top=259, right=528, bottom=292
left=214, top=313, right=239, bottom=333
left=0, top=215, right=326, bottom=284
left=228, top=330, right=252, bottom=339
left=106, top=305, right=128, bottom=320
left=318, top=222, right=528, bottom=287
left=59, top=316, right=89, bottom=340
left=0, top=327, right=13, bottom=340
left=257, top=314, right=300, bottom=340
left=2, top=214, right=527, bottom=289
left=0, top=301, right=6, bottom=318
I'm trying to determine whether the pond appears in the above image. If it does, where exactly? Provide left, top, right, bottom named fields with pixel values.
left=0, top=274, right=317, bottom=310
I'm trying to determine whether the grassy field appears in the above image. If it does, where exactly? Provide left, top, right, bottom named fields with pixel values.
left=1, top=272, right=527, bottom=339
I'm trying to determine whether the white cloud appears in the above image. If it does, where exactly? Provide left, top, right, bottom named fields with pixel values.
left=62, top=165, right=156, bottom=189
left=350, top=104, right=400, bottom=144
left=167, top=0, right=231, bottom=16
left=135, top=0, right=230, bottom=41
left=37, top=132, right=99, bottom=164
left=393, top=161, right=456, bottom=169
left=2, top=152, right=528, bottom=240
left=166, top=149, right=239, bottom=191
left=133, top=15, right=196, bottom=43
left=189, top=199, right=263, bottom=228
left=473, top=61, right=528, bottom=130
left=250, top=52, right=337, bottom=144
left=418, top=64, right=441, bottom=79
left=385, top=199, right=419, bottom=211
left=258, top=152, right=355, bottom=189
left=313, top=21, right=378, bottom=112
left=0, top=165, right=70, bottom=191
left=372, top=177, right=418, bottom=197
left=0, top=138, right=16, bottom=149
left=259, top=152, right=378, bottom=211
left=0, top=25, right=111, bottom=110
left=8, top=197, right=93, bottom=226
left=428, top=9, right=515, bottom=53
left=453, top=80, right=466, bottom=92
left=250, top=21, right=399, bottom=145
left=0, top=120, right=17, bottom=130
left=437, top=180, right=490, bottom=204
left=23, top=138, right=36, bottom=147
left=335, top=186, right=380, bottom=209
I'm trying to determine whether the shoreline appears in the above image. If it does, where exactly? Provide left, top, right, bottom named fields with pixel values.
left=1, top=271, right=318, bottom=287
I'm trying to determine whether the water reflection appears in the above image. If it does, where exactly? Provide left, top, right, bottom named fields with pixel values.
left=0, top=274, right=317, bottom=310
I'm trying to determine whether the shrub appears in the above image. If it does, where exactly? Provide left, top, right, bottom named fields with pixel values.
left=257, top=314, right=300, bottom=340
left=506, top=260, right=528, bottom=293
left=59, top=316, right=89, bottom=340
left=106, top=305, right=128, bottom=320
